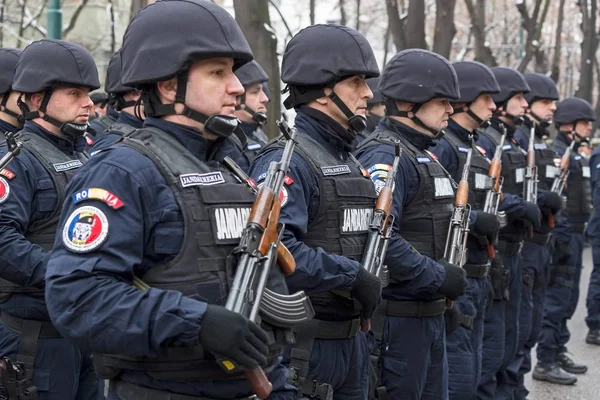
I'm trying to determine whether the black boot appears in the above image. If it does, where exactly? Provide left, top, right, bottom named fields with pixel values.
left=557, top=351, right=588, bottom=374
left=586, top=329, right=600, bottom=345
left=532, top=362, right=577, bottom=385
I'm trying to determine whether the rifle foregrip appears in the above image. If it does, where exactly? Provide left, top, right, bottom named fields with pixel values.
left=456, top=181, right=469, bottom=207
left=277, top=244, right=296, bottom=275
left=548, top=214, right=555, bottom=228
left=487, top=244, right=495, bottom=259
left=244, top=367, right=273, bottom=398
left=248, top=190, right=275, bottom=227
left=360, top=315, right=371, bottom=332
left=375, top=188, right=393, bottom=212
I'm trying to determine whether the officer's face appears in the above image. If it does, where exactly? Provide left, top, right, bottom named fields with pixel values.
left=416, top=97, right=454, bottom=132
left=470, top=93, right=496, bottom=121
left=575, top=120, right=593, bottom=138
left=530, top=98, right=556, bottom=121
left=44, top=86, right=93, bottom=124
left=185, top=58, right=244, bottom=120
left=324, top=75, right=372, bottom=128
left=235, top=82, right=268, bottom=122
left=505, top=93, right=528, bottom=117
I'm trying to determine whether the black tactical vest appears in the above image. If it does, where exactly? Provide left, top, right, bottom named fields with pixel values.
left=94, top=127, right=286, bottom=382
left=0, top=132, right=87, bottom=299
left=529, top=132, right=558, bottom=191
left=92, top=114, right=116, bottom=131
left=478, top=125, right=527, bottom=242
left=268, top=133, right=377, bottom=319
left=360, top=128, right=454, bottom=261
left=552, top=139, right=592, bottom=221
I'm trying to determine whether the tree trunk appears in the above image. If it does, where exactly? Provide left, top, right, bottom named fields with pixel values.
left=464, top=0, right=497, bottom=66
left=130, top=0, right=147, bottom=20
left=355, top=0, right=361, bottom=30
left=17, top=0, right=26, bottom=48
left=516, top=0, right=550, bottom=72
left=575, top=0, right=598, bottom=102
left=386, top=0, right=406, bottom=51
left=339, top=0, right=347, bottom=25
left=550, top=0, right=566, bottom=82
left=233, top=0, right=281, bottom=139
left=310, top=0, right=315, bottom=25
left=432, top=0, right=456, bottom=59
left=406, top=0, right=427, bottom=49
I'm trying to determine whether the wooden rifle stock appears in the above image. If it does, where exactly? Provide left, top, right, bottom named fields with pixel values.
left=455, top=181, right=469, bottom=208
left=244, top=367, right=273, bottom=399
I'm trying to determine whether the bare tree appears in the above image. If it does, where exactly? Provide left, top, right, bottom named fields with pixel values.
left=62, top=0, right=90, bottom=38
left=0, top=0, right=5, bottom=46
left=406, top=0, right=426, bottom=49
left=233, top=0, right=281, bottom=138
left=574, top=0, right=598, bottom=102
left=432, top=0, right=456, bottom=59
left=108, top=0, right=116, bottom=55
left=355, top=0, right=361, bottom=30
left=310, top=0, right=315, bottom=25
left=515, top=0, right=551, bottom=72
left=550, top=0, right=566, bottom=82
left=386, top=0, right=406, bottom=51
left=130, top=0, right=148, bottom=20
left=339, top=0, right=347, bottom=25
left=464, top=0, right=497, bottom=66
left=16, top=0, right=26, bottom=47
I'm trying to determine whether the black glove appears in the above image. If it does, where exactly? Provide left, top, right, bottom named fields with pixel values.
left=539, top=191, right=563, bottom=216
left=554, top=240, right=573, bottom=264
left=473, top=211, right=500, bottom=244
left=523, top=201, right=542, bottom=229
left=444, top=303, right=462, bottom=335
left=199, top=305, right=269, bottom=369
left=437, top=259, right=467, bottom=300
left=351, top=268, right=382, bottom=319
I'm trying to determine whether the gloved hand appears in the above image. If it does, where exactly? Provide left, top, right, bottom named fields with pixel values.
left=444, top=303, right=462, bottom=335
left=523, top=201, right=542, bottom=229
left=351, top=268, right=382, bottom=319
left=473, top=211, right=500, bottom=244
left=539, top=191, right=563, bottom=216
left=199, top=305, right=269, bottom=369
left=436, top=259, right=467, bottom=300
left=554, top=240, right=573, bottom=264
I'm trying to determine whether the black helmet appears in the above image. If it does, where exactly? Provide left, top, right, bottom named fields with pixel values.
left=105, top=51, right=138, bottom=111
left=524, top=73, right=559, bottom=104
left=490, top=67, right=530, bottom=106
left=366, top=77, right=382, bottom=106
left=451, top=61, right=500, bottom=126
left=234, top=60, right=269, bottom=124
left=13, top=39, right=99, bottom=136
left=281, top=23, right=379, bottom=133
left=90, top=92, right=109, bottom=105
left=0, top=48, right=22, bottom=120
left=380, top=49, right=459, bottom=135
left=120, top=0, right=253, bottom=137
left=554, top=97, right=596, bottom=125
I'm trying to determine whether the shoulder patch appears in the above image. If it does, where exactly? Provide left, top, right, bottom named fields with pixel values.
left=0, top=169, right=15, bottom=180
left=257, top=181, right=289, bottom=207
left=0, top=177, right=10, bottom=203
left=503, top=144, right=512, bottom=150
left=72, top=188, right=124, bottom=210
left=534, top=143, right=547, bottom=150
left=457, top=147, right=470, bottom=153
left=247, top=143, right=262, bottom=151
left=53, top=160, right=83, bottom=173
left=425, top=150, right=438, bottom=161
left=476, top=146, right=487, bottom=155
left=416, top=156, right=431, bottom=163
left=62, top=205, right=109, bottom=253
left=321, top=165, right=351, bottom=176
left=180, top=172, right=225, bottom=187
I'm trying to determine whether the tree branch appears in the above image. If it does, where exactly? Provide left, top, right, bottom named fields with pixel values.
left=63, top=0, right=90, bottom=38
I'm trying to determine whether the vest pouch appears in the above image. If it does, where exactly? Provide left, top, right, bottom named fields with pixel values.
left=93, top=354, right=121, bottom=379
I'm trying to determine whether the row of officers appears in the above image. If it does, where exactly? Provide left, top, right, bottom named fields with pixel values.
left=0, top=1, right=599, bottom=399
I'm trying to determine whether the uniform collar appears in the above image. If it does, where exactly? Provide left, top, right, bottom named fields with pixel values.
left=240, top=121, right=260, bottom=137
left=0, top=118, right=21, bottom=134
left=295, top=106, right=356, bottom=152
left=106, top=107, right=120, bottom=120
left=116, top=111, right=144, bottom=129
left=23, top=121, right=77, bottom=155
left=490, top=116, right=515, bottom=139
left=383, top=116, right=434, bottom=150
left=447, top=119, right=478, bottom=143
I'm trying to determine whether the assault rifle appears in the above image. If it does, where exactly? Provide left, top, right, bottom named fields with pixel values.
left=0, top=356, right=36, bottom=400
left=358, top=142, right=401, bottom=331
left=0, top=132, right=22, bottom=171
left=548, top=140, right=575, bottom=228
left=482, top=124, right=506, bottom=259
left=523, top=124, right=538, bottom=237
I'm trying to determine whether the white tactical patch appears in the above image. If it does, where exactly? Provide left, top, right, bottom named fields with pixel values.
left=534, top=143, right=547, bottom=150
left=583, top=166, right=591, bottom=178
left=545, top=165, right=558, bottom=179
left=503, top=144, right=512, bottom=150
left=434, top=177, right=454, bottom=198
left=214, top=207, right=251, bottom=240
left=53, top=160, right=83, bottom=173
left=515, top=168, right=525, bottom=183
left=341, top=208, right=373, bottom=233
left=180, top=172, right=225, bottom=187
left=475, top=173, right=490, bottom=190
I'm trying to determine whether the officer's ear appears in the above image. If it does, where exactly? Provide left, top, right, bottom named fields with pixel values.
left=29, top=92, right=44, bottom=110
left=156, top=78, right=178, bottom=105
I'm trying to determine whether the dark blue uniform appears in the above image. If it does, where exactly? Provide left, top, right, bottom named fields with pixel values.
left=357, top=117, right=453, bottom=400
left=586, top=145, right=600, bottom=331
left=0, top=121, right=98, bottom=400
left=45, top=117, right=295, bottom=399
left=86, top=107, right=119, bottom=151
left=0, top=119, right=21, bottom=135
left=429, top=120, right=490, bottom=400
left=90, top=111, right=143, bottom=153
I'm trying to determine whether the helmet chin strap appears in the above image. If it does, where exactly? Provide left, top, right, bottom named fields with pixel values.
left=17, top=91, right=92, bottom=137
left=528, top=110, right=551, bottom=128
left=144, top=70, right=239, bottom=138
left=327, top=90, right=366, bottom=134
left=235, top=93, right=267, bottom=124
left=453, top=103, right=487, bottom=126
left=388, top=101, right=441, bottom=137
left=0, top=93, right=20, bottom=121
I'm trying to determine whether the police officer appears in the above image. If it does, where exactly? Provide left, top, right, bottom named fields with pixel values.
left=357, top=49, right=468, bottom=399
left=45, top=1, right=296, bottom=399
left=361, top=77, right=384, bottom=138
left=475, top=67, right=542, bottom=400
left=248, top=24, right=384, bottom=399
left=89, top=91, right=115, bottom=130
left=533, top=97, right=594, bottom=385
left=429, top=61, right=501, bottom=400
left=234, top=59, right=270, bottom=150
left=0, top=48, right=23, bottom=136
left=0, top=39, right=100, bottom=399
left=88, top=50, right=144, bottom=153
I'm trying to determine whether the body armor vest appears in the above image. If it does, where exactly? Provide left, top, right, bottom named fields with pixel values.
left=269, top=133, right=377, bottom=319
left=444, top=130, right=491, bottom=257
left=92, top=114, right=116, bottom=131
left=529, top=132, right=557, bottom=191
left=552, top=139, right=592, bottom=222
left=0, top=132, right=87, bottom=299
left=105, top=122, right=136, bottom=138
left=479, top=125, right=527, bottom=242
left=360, top=128, right=454, bottom=261
left=94, top=127, right=284, bottom=382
